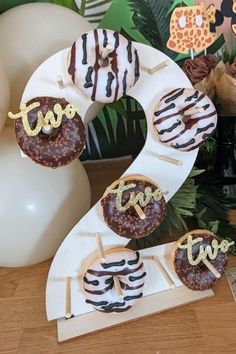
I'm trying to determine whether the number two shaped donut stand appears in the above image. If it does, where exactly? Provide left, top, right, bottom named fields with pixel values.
left=21, top=42, right=214, bottom=342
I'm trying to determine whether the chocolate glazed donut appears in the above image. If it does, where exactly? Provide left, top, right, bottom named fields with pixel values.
left=101, top=176, right=166, bottom=239
left=15, top=97, right=85, bottom=168
left=174, top=232, right=228, bottom=290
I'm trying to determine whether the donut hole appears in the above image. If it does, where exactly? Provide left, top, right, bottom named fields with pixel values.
left=126, top=205, right=138, bottom=217
left=198, top=261, right=209, bottom=271
left=182, top=115, right=199, bottom=130
left=98, top=57, right=109, bottom=68
left=40, top=126, right=59, bottom=138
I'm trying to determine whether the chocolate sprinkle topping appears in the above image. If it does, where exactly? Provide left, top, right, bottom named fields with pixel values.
left=15, top=97, right=85, bottom=168
left=174, top=233, right=228, bottom=290
left=101, top=179, right=166, bottom=239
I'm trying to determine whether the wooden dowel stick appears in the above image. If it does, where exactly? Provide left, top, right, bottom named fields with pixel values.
left=190, top=48, right=194, bottom=60
left=183, top=107, right=204, bottom=116
left=65, top=276, right=73, bottom=319
left=157, top=154, right=183, bottom=166
left=142, top=60, right=170, bottom=74
left=96, top=232, right=106, bottom=262
left=113, top=275, right=124, bottom=300
left=57, top=75, right=64, bottom=89
left=101, top=43, right=114, bottom=60
left=42, top=124, right=53, bottom=135
left=202, top=259, right=221, bottom=279
left=134, top=204, right=146, bottom=220
left=153, top=256, right=176, bottom=289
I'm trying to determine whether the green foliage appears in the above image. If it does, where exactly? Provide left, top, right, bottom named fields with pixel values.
left=129, top=0, right=177, bottom=59
left=81, top=97, right=146, bottom=160
left=0, top=0, right=51, bottom=13
left=52, top=0, right=112, bottom=22
left=168, top=0, right=195, bottom=15
left=53, top=0, right=78, bottom=11
left=222, top=33, right=236, bottom=64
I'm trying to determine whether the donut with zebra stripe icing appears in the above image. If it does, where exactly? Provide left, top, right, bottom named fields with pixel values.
left=83, top=248, right=146, bottom=313
left=152, top=88, right=217, bottom=152
left=68, top=29, right=140, bottom=103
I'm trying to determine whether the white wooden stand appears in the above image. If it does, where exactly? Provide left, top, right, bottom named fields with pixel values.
left=21, top=41, right=207, bottom=343
left=57, top=286, right=213, bottom=342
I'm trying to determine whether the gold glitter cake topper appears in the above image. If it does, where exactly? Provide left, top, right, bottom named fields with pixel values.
left=105, top=180, right=168, bottom=212
left=177, top=235, right=235, bottom=266
left=8, top=101, right=79, bottom=136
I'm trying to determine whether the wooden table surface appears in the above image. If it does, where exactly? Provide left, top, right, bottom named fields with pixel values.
left=0, top=159, right=236, bottom=354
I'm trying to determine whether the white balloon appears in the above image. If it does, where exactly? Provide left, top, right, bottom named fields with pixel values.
left=0, top=58, right=10, bottom=132
left=0, top=127, right=91, bottom=267
left=0, top=3, right=95, bottom=113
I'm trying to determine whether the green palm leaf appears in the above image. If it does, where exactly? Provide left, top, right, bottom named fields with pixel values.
left=129, top=0, right=177, bottom=59
left=53, top=0, right=112, bottom=23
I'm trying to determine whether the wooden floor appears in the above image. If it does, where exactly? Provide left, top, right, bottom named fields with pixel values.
left=0, top=159, right=236, bottom=354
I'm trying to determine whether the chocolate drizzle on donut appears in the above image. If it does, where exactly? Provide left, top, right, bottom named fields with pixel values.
left=134, top=49, right=140, bottom=83
left=158, top=120, right=181, bottom=135
left=103, top=29, right=108, bottom=47
left=161, top=88, right=180, bottom=101
left=182, top=93, right=206, bottom=113
left=83, top=250, right=145, bottom=313
left=127, top=252, right=140, bottom=265
left=172, top=138, right=196, bottom=149
left=185, top=90, right=199, bottom=101
left=101, top=304, right=132, bottom=313
left=123, top=293, right=143, bottom=301
left=101, top=302, right=125, bottom=311
left=68, top=42, right=76, bottom=83
left=129, top=272, right=147, bottom=282
left=81, top=33, right=88, bottom=65
left=164, top=88, right=185, bottom=103
left=113, top=31, right=120, bottom=48
left=84, top=66, right=93, bottom=88
left=174, top=233, right=228, bottom=290
left=120, top=281, right=144, bottom=290
left=161, top=110, right=217, bottom=144
left=153, top=89, right=217, bottom=151
left=154, top=111, right=179, bottom=125
left=195, top=122, right=215, bottom=136
left=110, top=49, right=119, bottom=102
left=83, top=276, right=99, bottom=286
left=202, top=104, right=210, bottom=110
left=91, top=29, right=100, bottom=101
left=85, top=299, right=108, bottom=306
left=84, top=282, right=113, bottom=295
left=106, top=72, right=115, bottom=97
left=154, top=103, right=176, bottom=117
left=101, top=259, right=125, bottom=269
left=202, top=132, right=214, bottom=140
left=127, top=40, right=132, bottom=63
left=87, top=262, right=144, bottom=277
left=122, top=69, right=128, bottom=95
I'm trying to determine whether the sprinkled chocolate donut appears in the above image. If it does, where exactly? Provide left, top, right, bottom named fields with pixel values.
left=172, top=230, right=234, bottom=290
left=14, top=97, right=85, bottom=168
left=101, top=175, right=166, bottom=239
left=153, top=88, right=217, bottom=151
left=83, top=248, right=146, bottom=313
left=68, top=28, right=140, bottom=103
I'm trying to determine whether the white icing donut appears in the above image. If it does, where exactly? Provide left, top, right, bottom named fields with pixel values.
left=68, top=29, right=140, bottom=103
left=83, top=248, right=146, bottom=313
left=152, top=88, right=217, bottom=152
